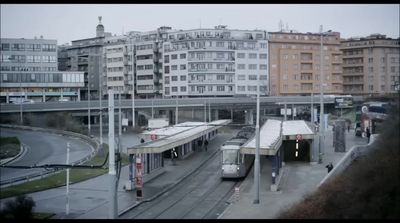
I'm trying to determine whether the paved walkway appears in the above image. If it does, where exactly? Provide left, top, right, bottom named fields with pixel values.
left=219, top=126, right=368, bottom=219
left=0, top=127, right=236, bottom=219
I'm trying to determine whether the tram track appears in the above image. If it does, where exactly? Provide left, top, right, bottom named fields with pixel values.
left=119, top=145, right=242, bottom=219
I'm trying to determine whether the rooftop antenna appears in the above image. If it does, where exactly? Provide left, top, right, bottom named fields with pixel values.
left=279, top=19, right=284, bottom=32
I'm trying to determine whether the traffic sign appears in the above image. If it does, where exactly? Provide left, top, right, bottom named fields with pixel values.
left=296, top=134, right=302, bottom=141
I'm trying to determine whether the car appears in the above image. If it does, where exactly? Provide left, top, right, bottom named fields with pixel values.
left=58, top=98, right=70, bottom=102
left=12, top=99, right=34, bottom=104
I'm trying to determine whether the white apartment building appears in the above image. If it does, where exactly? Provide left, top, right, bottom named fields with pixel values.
left=103, top=35, right=134, bottom=98
left=162, top=26, right=269, bottom=97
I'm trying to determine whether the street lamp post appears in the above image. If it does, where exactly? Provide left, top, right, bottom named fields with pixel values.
left=318, top=25, right=331, bottom=164
left=88, top=75, right=91, bottom=136
left=19, top=72, right=23, bottom=125
left=253, top=69, right=261, bottom=204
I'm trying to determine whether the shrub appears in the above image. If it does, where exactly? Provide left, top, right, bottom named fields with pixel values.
left=0, top=195, right=36, bottom=219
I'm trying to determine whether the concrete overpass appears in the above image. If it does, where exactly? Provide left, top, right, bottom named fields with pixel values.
left=0, top=95, right=363, bottom=113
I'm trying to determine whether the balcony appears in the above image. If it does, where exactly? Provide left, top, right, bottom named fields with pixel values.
left=187, top=57, right=235, bottom=62
left=188, top=68, right=235, bottom=73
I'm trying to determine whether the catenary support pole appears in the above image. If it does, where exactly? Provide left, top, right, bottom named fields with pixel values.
left=108, top=90, right=117, bottom=219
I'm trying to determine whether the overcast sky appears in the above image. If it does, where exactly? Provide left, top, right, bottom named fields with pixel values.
left=1, top=4, right=399, bottom=45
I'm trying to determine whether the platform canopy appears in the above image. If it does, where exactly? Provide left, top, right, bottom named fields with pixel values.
left=241, top=119, right=315, bottom=156
left=282, top=120, right=314, bottom=140
left=241, top=119, right=283, bottom=156
left=128, top=119, right=232, bottom=154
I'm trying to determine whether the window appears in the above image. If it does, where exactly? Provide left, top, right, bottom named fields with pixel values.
left=172, top=87, right=178, bottom=92
left=247, top=43, right=255, bottom=49
left=260, top=64, right=267, bottom=70
left=237, top=53, right=245, bottom=59
left=144, top=64, right=153, bottom=70
left=216, top=42, right=224, bottom=47
left=180, top=53, right=186, bottom=59
left=164, top=66, right=170, bottom=74
left=217, top=75, right=225, bottom=80
left=180, top=86, right=186, bottom=92
left=368, top=58, right=373, bottom=63
left=217, top=86, right=225, bottom=91
left=260, top=43, right=267, bottom=48
left=1, top=43, right=10, bottom=51
left=165, top=87, right=170, bottom=95
left=249, top=53, right=257, bottom=59
left=164, top=55, right=170, bottom=63
left=249, top=64, right=257, bottom=70
left=247, top=86, right=257, bottom=91
left=237, top=75, right=246, bottom=80
left=391, top=66, right=396, bottom=72
left=260, top=75, right=267, bottom=80
left=180, top=75, right=186, bottom=81
left=238, top=86, right=245, bottom=91
left=180, top=64, right=186, bottom=70
left=171, top=54, right=178, bottom=60
left=259, top=54, right=267, bottom=59
left=249, top=75, right=257, bottom=80
left=238, top=64, right=246, bottom=70
left=171, top=76, right=178, bottom=81
left=165, top=76, right=170, bottom=84
left=171, top=65, right=178, bottom=70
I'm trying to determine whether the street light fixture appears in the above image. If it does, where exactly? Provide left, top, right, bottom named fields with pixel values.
left=318, top=25, right=332, bottom=164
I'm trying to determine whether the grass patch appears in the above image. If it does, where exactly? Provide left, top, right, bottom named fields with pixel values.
left=0, top=145, right=129, bottom=199
left=33, top=212, right=56, bottom=219
left=0, top=137, right=21, bottom=159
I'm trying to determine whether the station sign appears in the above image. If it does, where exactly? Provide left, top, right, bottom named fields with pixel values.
left=335, top=96, right=353, bottom=108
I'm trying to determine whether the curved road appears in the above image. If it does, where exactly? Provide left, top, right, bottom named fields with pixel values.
left=0, top=127, right=94, bottom=185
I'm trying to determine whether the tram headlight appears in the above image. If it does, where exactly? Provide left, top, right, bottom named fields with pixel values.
left=237, top=166, right=240, bottom=171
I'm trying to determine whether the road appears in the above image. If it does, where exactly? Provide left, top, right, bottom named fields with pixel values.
left=0, top=95, right=346, bottom=113
left=120, top=145, right=241, bottom=219
left=0, top=128, right=94, bottom=185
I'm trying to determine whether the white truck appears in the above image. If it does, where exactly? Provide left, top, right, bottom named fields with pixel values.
left=148, top=118, right=169, bottom=129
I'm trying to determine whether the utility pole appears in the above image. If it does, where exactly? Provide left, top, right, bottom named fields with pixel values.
left=119, top=92, right=122, bottom=137
left=253, top=74, right=261, bottom=204
left=65, top=142, right=70, bottom=215
left=99, top=72, right=103, bottom=146
left=319, top=25, right=325, bottom=164
left=108, top=90, right=117, bottom=219
left=88, top=78, right=91, bottom=137
left=175, top=99, right=178, bottom=125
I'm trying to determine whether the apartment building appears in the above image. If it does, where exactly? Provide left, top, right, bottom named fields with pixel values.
left=340, top=34, right=400, bottom=96
left=0, top=37, right=84, bottom=103
left=268, top=31, right=342, bottom=96
left=58, top=16, right=111, bottom=100
left=162, top=25, right=269, bottom=97
left=102, top=35, right=134, bottom=98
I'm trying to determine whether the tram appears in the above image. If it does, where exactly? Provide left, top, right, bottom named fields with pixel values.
left=221, top=126, right=255, bottom=179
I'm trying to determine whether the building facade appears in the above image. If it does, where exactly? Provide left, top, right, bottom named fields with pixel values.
left=58, top=17, right=111, bottom=100
left=268, top=31, right=343, bottom=96
left=340, top=34, right=400, bottom=96
left=0, top=37, right=84, bottom=103
left=163, top=26, right=269, bottom=97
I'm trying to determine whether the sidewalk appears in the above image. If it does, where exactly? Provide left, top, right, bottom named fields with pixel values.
left=0, top=129, right=235, bottom=219
left=219, top=127, right=368, bottom=219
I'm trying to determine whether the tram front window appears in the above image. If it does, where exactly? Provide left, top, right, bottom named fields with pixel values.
left=222, top=150, right=239, bottom=164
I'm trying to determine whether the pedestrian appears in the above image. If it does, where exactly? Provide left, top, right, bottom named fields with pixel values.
left=325, top=162, right=334, bottom=173
left=347, top=123, right=350, bottom=132
left=204, top=139, right=209, bottom=151
left=197, top=139, right=203, bottom=151
left=332, top=125, right=335, bottom=132
left=366, top=127, right=371, bottom=143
